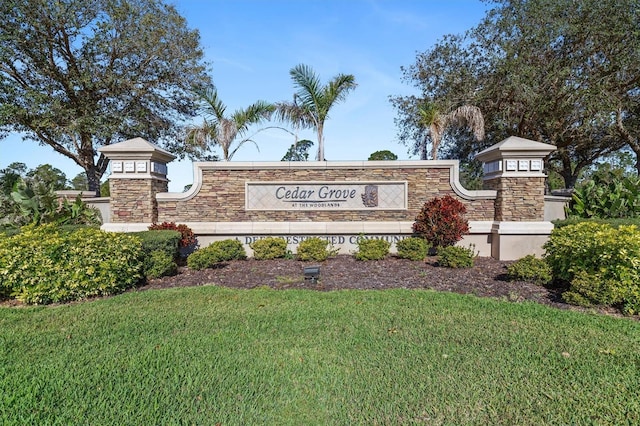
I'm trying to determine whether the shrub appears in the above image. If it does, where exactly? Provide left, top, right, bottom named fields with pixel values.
left=250, top=237, right=288, bottom=260
left=553, top=217, right=640, bottom=229
left=2, top=178, right=102, bottom=228
left=0, top=224, right=143, bottom=304
left=506, top=255, right=552, bottom=285
left=544, top=222, right=640, bottom=314
left=134, top=230, right=181, bottom=260
left=187, top=239, right=246, bottom=270
left=413, top=195, right=469, bottom=248
left=437, top=245, right=476, bottom=268
left=354, top=237, right=390, bottom=261
left=214, top=239, right=247, bottom=261
left=187, top=247, right=220, bottom=270
left=567, top=173, right=640, bottom=219
left=144, top=250, right=178, bottom=279
left=148, top=222, right=197, bottom=248
left=396, top=237, right=430, bottom=261
left=57, top=195, right=103, bottom=225
left=296, top=237, right=338, bottom=261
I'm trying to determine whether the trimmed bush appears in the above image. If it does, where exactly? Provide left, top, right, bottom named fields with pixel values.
left=396, top=237, right=430, bottom=261
left=413, top=195, right=469, bottom=248
left=187, top=239, right=246, bottom=270
left=506, top=255, right=552, bottom=285
left=144, top=250, right=178, bottom=279
left=250, top=237, right=288, bottom=260
left=544, top=222, right=640, bottom=314
left=187, top=247, right=221, bottom=271
left=0, top=224, right=143, bottom=304
left=215, top=239, right=247, bottom=261
left=134, top=230, right=181, bottom=260
left=437, top=245, right=476, bottom=268
left=296, top=237, right=338, bottom=262
left=354, top=237, right=390, bottom=261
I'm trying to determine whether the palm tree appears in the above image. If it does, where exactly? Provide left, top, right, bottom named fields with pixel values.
left=185, top=85, right=275, bottom=161
left=417, top=102, right=485, bottom=160
left=275, top=64, right=357, bottom=161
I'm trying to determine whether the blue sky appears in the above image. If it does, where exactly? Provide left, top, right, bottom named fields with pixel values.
left=0, top=0, right=488, bottom=192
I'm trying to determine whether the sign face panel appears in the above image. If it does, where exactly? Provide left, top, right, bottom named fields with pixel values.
left=246, top=181, right=407, bottom=210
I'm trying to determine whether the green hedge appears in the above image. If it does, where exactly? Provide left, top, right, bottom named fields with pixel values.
left=553, top=217, right=640, bottom=229
left=187, top=239, right=247, bottom=270
left=133, top=230, right=181, bottom=259
left=250, top=237, right=288, bottom=260
left=396, top=237, right=430, bottom=261
left=354, top=238, right=390, bottom=261
left=131, top=230, right=181, bottom=279
left=506, top=255, right=552, bottom=285
left=437, top=245, right=476, bottom=268
left=0, top=224, right=144, bottom=304
left=296, top=237, right=338, bottom=262
left=143, top=250, right=178, bottom=279
left=544, top=222, right=640, bottom=314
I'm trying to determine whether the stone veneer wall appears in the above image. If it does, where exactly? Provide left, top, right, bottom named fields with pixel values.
left=484, top=176, right=546, bottom=221
left=110, top=178, right=168, bottom=223
left=157, top=167, right=494, bottom=223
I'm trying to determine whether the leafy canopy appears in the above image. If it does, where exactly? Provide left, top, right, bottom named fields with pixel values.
left=282, top=139, right=314, bottom=161
left=0, top=0, right=211, bottom=193
left=392, top=0, right=639, bottom=188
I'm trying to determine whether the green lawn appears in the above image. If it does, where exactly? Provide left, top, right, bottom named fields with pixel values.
left=1, top=286, right=639, bottom=425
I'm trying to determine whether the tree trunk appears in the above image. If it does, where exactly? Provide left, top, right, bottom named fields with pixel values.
left=420, top=136, right=428, bottom=160
left=431, top=134, right=441, bottom=160
left=561, top=171, right=578, bottom=190
left=85, top=165, right=102, bottom=197
left=551, top=152, right=581, bottom=189
left=317, top=124, right=324, bottom=161
left=633, top=146, right=640, bottom=176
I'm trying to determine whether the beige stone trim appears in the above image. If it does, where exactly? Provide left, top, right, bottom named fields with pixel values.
left=101, top=223, right=152, bottom=232
left=491, top=221, right=554, bottom=235
left=101, top=220, right=497, bottom=235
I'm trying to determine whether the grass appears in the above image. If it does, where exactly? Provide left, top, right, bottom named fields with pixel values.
left=1, top=286, right=639, bottom=425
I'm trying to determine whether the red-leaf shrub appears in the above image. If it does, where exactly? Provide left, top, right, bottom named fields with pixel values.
left=148, top=222, right=197, bottom=248
left=412, top=195, right=469, bottom=248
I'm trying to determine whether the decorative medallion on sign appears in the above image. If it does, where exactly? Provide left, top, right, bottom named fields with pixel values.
left=361, top=185, right=379, bottom=207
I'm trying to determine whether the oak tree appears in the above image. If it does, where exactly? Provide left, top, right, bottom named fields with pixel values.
left=393, top=0, right=639, bottom=188
left=0, top=0, right=211, bottom=194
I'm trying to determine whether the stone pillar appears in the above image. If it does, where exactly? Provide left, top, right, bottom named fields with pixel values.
left=99, top=138, right=176, bottom=228
left=475, top=136, right=556, bottom=260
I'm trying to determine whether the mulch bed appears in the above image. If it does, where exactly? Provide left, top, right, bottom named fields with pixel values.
left=141, top=255, right=575, bottom=311
left=2, top=255, right=633, bottom=319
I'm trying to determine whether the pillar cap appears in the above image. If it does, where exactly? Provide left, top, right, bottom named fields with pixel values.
left=99, top=138, right=176, bottom=179
left=99, top=137, right=176, bottom=163
left=476, top=136, right=556, bottom=179
left=475, top=136, right=556, bottom=163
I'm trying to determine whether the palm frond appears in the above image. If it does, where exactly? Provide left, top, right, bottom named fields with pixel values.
left=185, top=119, right=216, bottom=148
left=228, top=138, right=260, bottom=161
left=232, top=101, right=275, bottom=134
left=273, top=101, right=316, bottom=129
left=445, top=105, right=485, bottom=141
left=193, top=85, right=226, bottom=121
left=290, top=64, right=322, bottom=110
left=323, top=74, right=357, bottom=109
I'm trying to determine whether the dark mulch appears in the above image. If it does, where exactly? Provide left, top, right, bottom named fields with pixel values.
left=141, top=255, right=579, bottom=312
left=2, top=255, right=632, bottom=318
